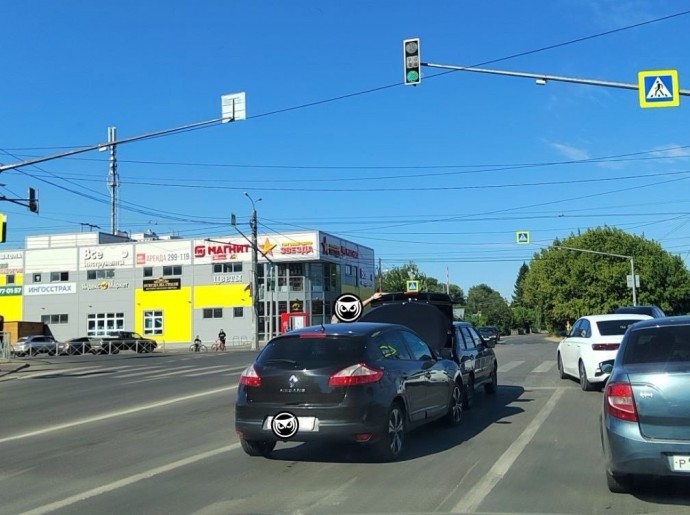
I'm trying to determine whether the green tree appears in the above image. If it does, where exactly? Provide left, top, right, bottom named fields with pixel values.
left=466, top=284, right=512, bottom=334
left=521, top=227, right=690, bottom=332
left=512, top=262, right=529, bottom=306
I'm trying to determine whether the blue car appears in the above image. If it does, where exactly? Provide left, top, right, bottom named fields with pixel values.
left=600, top=316, right=690, bottom=493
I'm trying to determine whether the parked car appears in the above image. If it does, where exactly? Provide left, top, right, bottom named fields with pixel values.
left=235, top=322, right=463, bottom=461
left=557, top=314, right=651, bottom=391
left=479, top=326, right=500, bottom=344
left=11, top=335, right=60, bottom=357
left=102, top=331, right=156, bottom=353
left=613, top=305, right=666, bottom=318
left=600, top=316, right=690, bottom=493
left=360, top=295, right=498, bottom=410
left=58, top=337, right=95, bottom=355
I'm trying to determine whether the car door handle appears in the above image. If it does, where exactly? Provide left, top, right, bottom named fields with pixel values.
left=425, top=372, right=431, bottom=378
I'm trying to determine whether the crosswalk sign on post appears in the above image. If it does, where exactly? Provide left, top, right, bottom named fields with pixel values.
left=406, top=280, right=419, bottom=293
left=516, top=231, right=530, bottom=245
left=638, top=70, right=679, bottom=108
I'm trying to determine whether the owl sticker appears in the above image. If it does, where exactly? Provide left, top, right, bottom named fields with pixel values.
left=333, top=293, right=363, bottom=322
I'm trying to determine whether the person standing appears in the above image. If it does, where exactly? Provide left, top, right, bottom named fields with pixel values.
left=218, top=328, right=227, bottom=350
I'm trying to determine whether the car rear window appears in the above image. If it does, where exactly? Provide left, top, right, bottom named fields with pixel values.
left=257, top=335, right=367, bottom=368
left=622, top=327, right=690, bottom=364
left=595, top=319, right=642, bottom=336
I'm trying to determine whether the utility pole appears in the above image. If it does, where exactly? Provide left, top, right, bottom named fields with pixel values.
left=105, top=126, right=118, bottom=234
left=245, top=192, right=262, bottom=350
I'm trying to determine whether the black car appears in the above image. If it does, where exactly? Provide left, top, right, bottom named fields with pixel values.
left=479, top=326, right=500, bottom=344
left=235, top=322, right=463, bottom=462
left=613, top=305, right=666, bottom=318
left=362, top=292, right=498, bottom=410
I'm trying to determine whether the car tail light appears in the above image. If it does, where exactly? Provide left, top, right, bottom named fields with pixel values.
left=328, top=363, right=383, bottom=387
left=605, top=382, right=638, bottom=422
left=592, top=343, right=620, bottom=351
left=239, top=365, right=261, bottom=387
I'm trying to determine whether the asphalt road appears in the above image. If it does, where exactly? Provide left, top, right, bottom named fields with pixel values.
left=1, top=335, right=689, bottom=515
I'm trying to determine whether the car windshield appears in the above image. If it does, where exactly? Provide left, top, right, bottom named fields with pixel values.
left=257, top=335, right=367, bottom=368
left=595, top=319, right=641, bottom=336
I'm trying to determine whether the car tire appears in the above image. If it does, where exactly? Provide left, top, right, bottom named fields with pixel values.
left=445, top=383, right=463, bottom=426
left=463, top=375, right=475, bottom=409
left=579, top=360, right=594, bottom=391
left=558, top=354, right=567, bottom=380
left=373, top=402, right=406, bottom=462
left=484, top=365, right=498, bottom=394
left=239, top=437, right=276, bottom=457
left=606, top=469, right=632, bottom=493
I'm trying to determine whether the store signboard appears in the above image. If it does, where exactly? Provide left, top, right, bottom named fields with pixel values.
left=0, top=250, right=24, bottom=275
left=79, top=244, right=133, bottom=270
left=143, top=278, right=181, bottom=291
left=135, top=241, right=192, bottom=267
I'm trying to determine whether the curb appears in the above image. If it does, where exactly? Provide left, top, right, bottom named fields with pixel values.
left=0, top=362, right=30, bottom=378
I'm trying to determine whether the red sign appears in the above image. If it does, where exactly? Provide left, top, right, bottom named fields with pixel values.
left=194, top=243, right=251, bottom=258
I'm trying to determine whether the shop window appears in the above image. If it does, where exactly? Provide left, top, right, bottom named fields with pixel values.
left=41, top=314, right=68, bottom=325
left=203, top=308, right=223, bottom=319
left=50, top=271, right=69, bottom=282
left=33, top=273, right=42, bottom=283
left=233, top=307, right=244, bottom=317
left=143, top=310, right=163, bottom=335
left=289, top=277, right=303, bottom=292
left=278, top=301, right=288, bottom=315
left=87, top=312, right=125, bottom=337
left=288, top=263, right=304, bottom=276
left=213, top=262, right=243, bottom=273
left=87, top=269, right=115, bottom=280
left=311, top=299, right=324, bottom=316
left=162, top=266, right=182, bottom=276
left=143, top=267, right=153, bottom=277
left=6, top=274, right=15, bottom=285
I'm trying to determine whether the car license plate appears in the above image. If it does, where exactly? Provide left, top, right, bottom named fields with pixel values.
left=671, top=455, right=690, bottom=472
left=263, top=416, right=318, bottom=432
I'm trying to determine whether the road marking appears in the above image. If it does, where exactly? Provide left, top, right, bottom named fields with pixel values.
left=0, top=385, right=237, bottom=445
left=123, top=365, right=247, bottom=384
left=18, top=365, right=130, bottom=379
left=18, top=443, right=241, bottom=515
left=452, top=387, right=565, bottom=513
left=185, top=365, right=241, bottom=377
left=88, top=365, right=166, bottom=379
left=531, top=361, right=555, bottom=373
left=497, top=361, right=524, bottom=373
left=118, top=365, right=196, bottom=380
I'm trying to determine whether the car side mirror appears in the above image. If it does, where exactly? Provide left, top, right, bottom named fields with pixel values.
left=483, top=337, right=495, bottom=349
left=600, top=360, right=614, bottom=374
left=439, top=348, right=453, bottom=360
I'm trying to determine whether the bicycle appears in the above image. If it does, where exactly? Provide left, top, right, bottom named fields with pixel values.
left=189, top=342, right=208, bottom=352
left=211, top=339, right=226, bottom=352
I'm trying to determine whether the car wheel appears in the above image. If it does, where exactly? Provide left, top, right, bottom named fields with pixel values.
left=239, top=437, right=276, bottom=457
left=374, top=402, right=406, bottom=462
left=606, top=469, right=632, bottom=493
left=579, top=360, right=594, bottom=391
left=463, top=375, right=475, bottom=409
left=557, top=354, right=567, bottom=380
left=445, top=383, right=463, bottom=426
left=484, top=365, right=498, bottom=394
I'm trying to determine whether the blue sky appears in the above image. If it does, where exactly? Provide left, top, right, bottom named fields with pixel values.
left=1, top=1, right=689, bottom=300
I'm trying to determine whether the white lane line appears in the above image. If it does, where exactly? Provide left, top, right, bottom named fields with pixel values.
left=452, top=387, right=565, bottom=513
left=18, top=443, right=241, bottom=515
left=497, top=361, right=524, bottom=373
left=0, top=385, right=237, bottom=445
left=110, top=366, right=168, bottom=378
left=184, top=365, right=245, bottom=377
left=531, top=361, right=555, bottom=373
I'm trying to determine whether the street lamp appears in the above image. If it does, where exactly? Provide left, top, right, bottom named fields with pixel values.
left=244, top=192, right=262, bottom=350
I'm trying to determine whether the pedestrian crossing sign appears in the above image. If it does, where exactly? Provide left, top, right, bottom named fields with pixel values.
left=516, top=231, right=530, bottom=245
left=638, top=70, right=679, bottom=108
left=406, top=280, right=419, bottom=293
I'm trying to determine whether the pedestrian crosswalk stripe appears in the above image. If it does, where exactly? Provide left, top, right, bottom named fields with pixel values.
left=531, top=361, right=555, bottom=373
left=498, top=361, right=524, bottom=373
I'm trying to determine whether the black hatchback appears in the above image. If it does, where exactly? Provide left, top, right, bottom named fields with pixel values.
left=235, top=322, right=462, bottom=461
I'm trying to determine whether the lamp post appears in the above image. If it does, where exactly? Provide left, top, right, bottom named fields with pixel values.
left=244, top=192, right=262, bottom=350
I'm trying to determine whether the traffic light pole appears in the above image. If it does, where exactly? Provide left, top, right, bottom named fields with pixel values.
left=421, top=62, right=690, bottom=96
left=554, top=245, right=637, bottom=306
left=244, top=192, right=262, bottom=350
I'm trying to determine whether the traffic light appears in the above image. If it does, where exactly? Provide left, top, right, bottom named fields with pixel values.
left=0, top=214, right=5, bottom=243
left=28, top=187, right=38, bottom=214
left=403, top=38, right=421, bottom=86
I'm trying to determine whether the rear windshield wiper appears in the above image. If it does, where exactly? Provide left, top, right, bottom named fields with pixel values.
left=264, top=358, right=299, bottom=365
